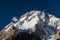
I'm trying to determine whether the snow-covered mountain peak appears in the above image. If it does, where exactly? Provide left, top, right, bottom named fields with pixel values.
left=12, top=10, right=60, bottom=31
left=13, top=11, right=47, bottom=30
left=0, top=10, right=60, bottom=40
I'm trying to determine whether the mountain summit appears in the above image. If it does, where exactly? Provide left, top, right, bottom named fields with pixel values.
left=0, top=10, right=60, bottom=40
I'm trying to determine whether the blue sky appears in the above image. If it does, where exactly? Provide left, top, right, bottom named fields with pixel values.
left=0, top=0, right=60, bottom=30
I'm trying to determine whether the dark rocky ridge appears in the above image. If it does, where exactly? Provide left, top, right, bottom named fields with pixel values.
left=0, top=26, right=43, bottom=40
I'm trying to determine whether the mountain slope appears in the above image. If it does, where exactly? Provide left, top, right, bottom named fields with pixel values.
left=0, top=10, right=60, bottom=40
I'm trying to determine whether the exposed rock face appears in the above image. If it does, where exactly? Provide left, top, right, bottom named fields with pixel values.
left=0, top=10, right=60, bottom=40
